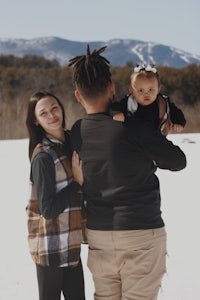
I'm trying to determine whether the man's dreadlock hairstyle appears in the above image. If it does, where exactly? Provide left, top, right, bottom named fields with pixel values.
left=68, top=44, right=112, bottom=98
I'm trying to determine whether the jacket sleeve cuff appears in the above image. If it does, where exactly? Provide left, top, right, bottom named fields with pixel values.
left=70, top=181, right=83, bottom=192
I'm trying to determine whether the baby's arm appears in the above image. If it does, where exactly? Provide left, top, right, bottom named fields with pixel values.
left=169, top=101, right=186, bottom=128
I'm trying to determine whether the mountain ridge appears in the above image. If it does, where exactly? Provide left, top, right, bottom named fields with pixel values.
left=0, top=36, right=199, bottom=68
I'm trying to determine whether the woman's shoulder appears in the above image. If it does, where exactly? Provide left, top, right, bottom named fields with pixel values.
left=31, top=143, right=52, bottom=163
left=31, top=143, right=44, bottom=161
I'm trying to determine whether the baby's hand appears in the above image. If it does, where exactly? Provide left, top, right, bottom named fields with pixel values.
left=172, top=124, right=184, bottom=133
left=113, top=112, right=125, bottom=122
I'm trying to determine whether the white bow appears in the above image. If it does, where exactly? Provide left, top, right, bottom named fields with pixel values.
left=134, top=64, right=157, bottom=73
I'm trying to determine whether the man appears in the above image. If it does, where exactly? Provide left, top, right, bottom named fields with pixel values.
left=69, top=45, right=186, bottom=300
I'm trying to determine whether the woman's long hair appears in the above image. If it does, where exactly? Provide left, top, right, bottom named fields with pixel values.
left=26, top=91, right=66, bottom=161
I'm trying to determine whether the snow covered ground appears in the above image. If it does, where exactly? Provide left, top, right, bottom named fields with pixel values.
left=0, top=133, right=199, bottom=299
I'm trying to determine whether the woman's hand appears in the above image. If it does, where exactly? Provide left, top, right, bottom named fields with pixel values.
left=72, top=151, right=84, bottom=186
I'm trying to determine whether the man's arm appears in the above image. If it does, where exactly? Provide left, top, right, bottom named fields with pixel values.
left=126, top=119, right=187, bottom=171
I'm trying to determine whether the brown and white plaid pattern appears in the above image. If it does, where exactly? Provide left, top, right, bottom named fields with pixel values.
left=26, top=136, right=83, bottom=267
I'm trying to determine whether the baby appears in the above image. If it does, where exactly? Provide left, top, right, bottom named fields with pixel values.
left=111, top=64, right=186, bottom=135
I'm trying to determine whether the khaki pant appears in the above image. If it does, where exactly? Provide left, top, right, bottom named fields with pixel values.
left=87, top=228, right=166, bottom=300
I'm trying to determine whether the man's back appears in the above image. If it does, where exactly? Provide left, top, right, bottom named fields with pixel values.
left=71, top=113, right=186, bottom=231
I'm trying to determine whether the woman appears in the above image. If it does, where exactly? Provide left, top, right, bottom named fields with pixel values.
left=26, top=91, right=85, bottom=300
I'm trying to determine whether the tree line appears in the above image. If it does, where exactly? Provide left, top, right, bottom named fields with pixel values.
left=0, top=55, right=200, bottom=139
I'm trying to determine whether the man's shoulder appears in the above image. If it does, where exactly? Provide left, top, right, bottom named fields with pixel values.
left=70, top=119, right=84, bottom=150
left=71, top=118, right=82, bottom=130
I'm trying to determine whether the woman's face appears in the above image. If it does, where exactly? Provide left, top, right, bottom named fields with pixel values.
left=34, top=96, right=63, bottom=136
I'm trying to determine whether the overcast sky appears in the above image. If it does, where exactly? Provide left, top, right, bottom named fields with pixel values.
left=0, top=0, right=199, bottom=55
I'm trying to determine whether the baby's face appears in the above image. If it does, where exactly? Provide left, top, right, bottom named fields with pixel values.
left=130, top=76, right=160, bottom=106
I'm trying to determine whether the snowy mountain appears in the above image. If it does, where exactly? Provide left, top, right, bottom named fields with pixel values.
left=0, top=36, right=200, bottom=68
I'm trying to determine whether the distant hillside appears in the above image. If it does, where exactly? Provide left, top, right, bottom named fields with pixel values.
left=0, top=37, right=200, bottom=68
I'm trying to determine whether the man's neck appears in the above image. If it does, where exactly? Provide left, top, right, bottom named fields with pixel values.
left=84, top=99, right=109, bottom=114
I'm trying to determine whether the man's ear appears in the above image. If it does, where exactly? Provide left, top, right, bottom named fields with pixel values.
left=74, top=90, right=82, bottom=103
left=75, top=89, right=87, bottom=110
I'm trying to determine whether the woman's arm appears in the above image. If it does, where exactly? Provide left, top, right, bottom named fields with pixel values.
left=31, top=152, right=81, bottom=219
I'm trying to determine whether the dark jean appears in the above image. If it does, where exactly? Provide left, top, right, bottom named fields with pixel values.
left=36, top=260, right=85, bottom=300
